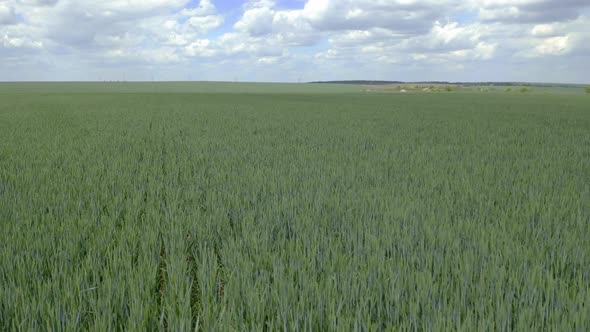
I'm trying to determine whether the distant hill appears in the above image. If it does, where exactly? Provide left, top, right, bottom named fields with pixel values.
left=310, top=80, right=404, bottom=85
left=310, top=80, right=586, bottom=88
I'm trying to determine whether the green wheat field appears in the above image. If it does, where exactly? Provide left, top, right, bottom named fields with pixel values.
left=1, top=82, right=589, bottom=330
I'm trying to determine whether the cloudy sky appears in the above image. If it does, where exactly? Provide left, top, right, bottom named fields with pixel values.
left=1, top=0, right=589, bottom=83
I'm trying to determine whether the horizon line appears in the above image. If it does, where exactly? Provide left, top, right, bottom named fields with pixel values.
left=0, top=80, right=587, bottom=86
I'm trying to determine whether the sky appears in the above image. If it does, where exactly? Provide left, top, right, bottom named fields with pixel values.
left=0, top=0, right=589, bottom=83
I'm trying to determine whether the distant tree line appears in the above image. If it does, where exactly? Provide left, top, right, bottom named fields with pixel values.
left=311, top=80, right=586, bottom=90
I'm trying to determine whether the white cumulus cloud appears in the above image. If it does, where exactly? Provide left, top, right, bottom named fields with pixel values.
left=0, top=0, right=589, bottom=83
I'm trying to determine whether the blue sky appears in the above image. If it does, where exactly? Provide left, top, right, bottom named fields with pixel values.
left=0, top=0, right=589, bottom=83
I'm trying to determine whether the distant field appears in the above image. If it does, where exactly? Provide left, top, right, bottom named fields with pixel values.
left=0, top=81, right=361, bottom=94
left=1, top=83, right=589, bottom=330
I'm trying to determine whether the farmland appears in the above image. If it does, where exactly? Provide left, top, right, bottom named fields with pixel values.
left=1, top=83, right=589, bottom=330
